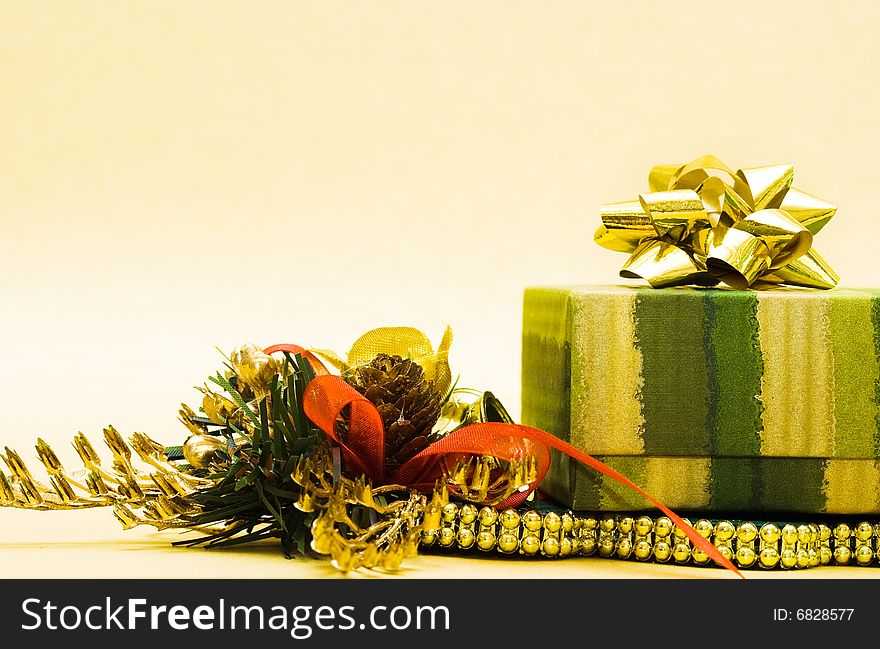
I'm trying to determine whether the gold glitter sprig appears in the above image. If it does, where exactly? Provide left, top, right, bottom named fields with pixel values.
left=0, top=427, right=207, bottom=527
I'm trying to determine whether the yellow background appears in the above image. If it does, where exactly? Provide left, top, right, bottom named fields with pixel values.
left=2, top=1, right=879, bottom=578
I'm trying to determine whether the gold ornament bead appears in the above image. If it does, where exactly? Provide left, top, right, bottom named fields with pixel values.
left=580, top=538, right=597, bottom=555
left=833, top=546, right=851, bottom=565
left=229, top=344, right=279, bottom=395
left=819, top=546, right=833, bottom=565
left=182, top=434, right=226, bottom=469
left=655, top=517, right=673, bottom=538
left=808, top=548, right=820, bottom=567
left=736, top=546, right=757, bottom=568
left=441, top=503, right=459, bottom=523
left=653, top=541, right=671, bottom=562
left=737, top=522, right=758, bottom=543
left=618, top=517, right=634, bottom=534
left=672, top=543, right=691, bottom=563
left=715, top=520, right=735, bottom=542
left=616, top=539, right=633, bottom=559
left=497, top=532, right=519, bottom=554
left=543, top=512, right=562, bottom=534
left=438, top=526, right=456, bottom=547
left=833, top=523, right=851, bottom=540
left=781, top=524, right=798, bottom=546
left=856, top=545, right=874, bottom=566
left=559, top=537, right=573, bottom=557
left=780, top=548, right=797, bottom=569
left=796, top=549, right=810, bottom=569
left=477, top=531, right=496, bottom=552
left=561, top=513, right=574, bottom=533
left=421, top=530, right=437, bottom=546
left=500, top=509, right=520, bottom=530
left=584, top=517, right=599, bottom=531
left=797, top=525, right=812, bottom=545
left=542, top=537, right=560, bottom=557
left=819, top=524, right=832, bottom=542
left=673, top=519, right=691, bottom=541
left=522, top=510, right=542, bottom=532
left=759, top=547, right=780, bottom=569
left=692, top=548, right=709, bottom=565
left=760, top=523, right=781, bottom=545
left=599, top=517, right=616, bottom=533
left=694, top=519, right=713, bottom=538
left=635, top=516, right=653, bottom=537
left=634, top=540, right=652, bottom=561
left=521, top=534, right=541, bottom=556
left=855, top=522, right=873, bottom=541
left=478, top=506, right=497, bottom=527
left=457, top=527, right=475, bottom=549
left=598, top=539, right=615, bottom=557
left=458, top=504, right=478, bottom=525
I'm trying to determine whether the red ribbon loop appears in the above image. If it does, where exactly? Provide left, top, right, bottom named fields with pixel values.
left=392, top=422, right=551, bottom=509
left=263, top=344, right=330, bottom=376
left=293, top=359, right=741, bottom=577
left=301, top=376, right=385, bottom=483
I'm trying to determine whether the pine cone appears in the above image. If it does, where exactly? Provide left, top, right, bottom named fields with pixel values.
left=341, top=354, right=442, bottom=474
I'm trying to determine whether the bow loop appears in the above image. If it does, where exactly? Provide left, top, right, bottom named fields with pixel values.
left=736, top=164, right=793, bottom=211
left=639, top=189, right=709, bottom=244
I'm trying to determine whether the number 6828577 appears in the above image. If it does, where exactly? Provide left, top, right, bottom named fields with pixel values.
left=796, top=609, right=854, bottom=621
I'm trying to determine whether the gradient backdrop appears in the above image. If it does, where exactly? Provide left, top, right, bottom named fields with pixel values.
left=2, top=1, right=879, bottom=577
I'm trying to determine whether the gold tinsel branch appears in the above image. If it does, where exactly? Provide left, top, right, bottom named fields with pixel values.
left=0, top=428, right=208, bottom=529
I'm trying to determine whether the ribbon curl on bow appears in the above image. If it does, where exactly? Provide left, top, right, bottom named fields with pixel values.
left=596, top=155, right=839, bottom=289
left=263, top=328, right=742, bottom=576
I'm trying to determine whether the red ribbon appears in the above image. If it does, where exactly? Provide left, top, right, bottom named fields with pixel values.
left=266, top=346, right=741, bottom=577
left=262, top=344, right=331, bottom=377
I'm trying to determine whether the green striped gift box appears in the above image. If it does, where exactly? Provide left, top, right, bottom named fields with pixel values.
left=522, top=285, right=880, bottom=514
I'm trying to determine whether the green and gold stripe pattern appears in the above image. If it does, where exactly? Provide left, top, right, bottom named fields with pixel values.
left=522, top=286, right=880, bottom=514
left=548, top=456, right=880, bottom=514
left=523, top=286, right=880, bottom=459
left=422, top=502, right=880, bottom=570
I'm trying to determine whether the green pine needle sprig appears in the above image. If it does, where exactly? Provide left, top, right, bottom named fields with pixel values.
left=175, top=353, right=323, bottom=558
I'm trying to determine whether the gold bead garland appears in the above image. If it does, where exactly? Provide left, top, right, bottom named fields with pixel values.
left=421, top=503, right=880, bottom=570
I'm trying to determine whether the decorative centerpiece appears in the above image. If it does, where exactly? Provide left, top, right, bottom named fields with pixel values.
left=0, top=326, right=737, bottom=574
left=4, top=156, right=877, bottom=573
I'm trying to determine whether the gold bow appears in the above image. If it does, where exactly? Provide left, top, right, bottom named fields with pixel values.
left=596, top=155, right=839, bottom=289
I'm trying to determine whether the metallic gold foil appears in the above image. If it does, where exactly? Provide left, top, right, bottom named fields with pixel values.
left=0, top=428, right=209, bottom=523
left=431, top=388, right=514, bottom=439
left=597, top=156, right=839, bottom=289
left=313, top=326, right=454, bottom=397
left=182, top=434, right=226, bottom=469
left=228, top=344, right=281, bottom=396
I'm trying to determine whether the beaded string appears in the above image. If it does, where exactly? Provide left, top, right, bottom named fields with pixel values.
left=422, top=503, right=880, bottom=570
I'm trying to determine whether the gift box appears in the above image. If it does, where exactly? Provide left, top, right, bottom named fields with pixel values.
left=522, top=285, right=880, bottom=514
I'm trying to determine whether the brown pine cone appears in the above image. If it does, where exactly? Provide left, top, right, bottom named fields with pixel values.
left=341, top=353, right=442, bottom=474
